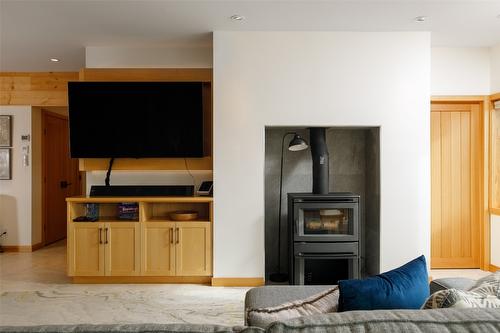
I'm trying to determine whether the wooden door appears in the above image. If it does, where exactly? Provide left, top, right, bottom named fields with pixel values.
left=104, top=223, right=141, bottom=276
left=43, top=112, right=81, bottom=245
left=175, top=222, right=212, bottom=276
left=431, top=103, right=482, bottom=268
left=141, top=222, right=176, bottom=276
left=67, top=223, right=105, bottom=276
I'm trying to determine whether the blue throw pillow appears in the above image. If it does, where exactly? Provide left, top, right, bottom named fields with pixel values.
left=338, top=255, right=429, bottom=311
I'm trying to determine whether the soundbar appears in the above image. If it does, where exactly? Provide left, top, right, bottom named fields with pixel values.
left=90, top=185, right=194, bottom=197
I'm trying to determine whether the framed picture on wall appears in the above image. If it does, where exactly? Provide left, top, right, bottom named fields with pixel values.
left=0, top=148, right=11, bottom=180
left=0, top=115, right=12, bottom=147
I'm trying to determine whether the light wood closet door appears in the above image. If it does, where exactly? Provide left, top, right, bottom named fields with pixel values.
left=431, top=103, right=481, bottom=268
left=175, top=222, right=212, bottom=276
left=68, top=223, right=105, bottom=276
left=104, top=223, right=141, bottom=276
left=141, top=222, right=176, bottom=276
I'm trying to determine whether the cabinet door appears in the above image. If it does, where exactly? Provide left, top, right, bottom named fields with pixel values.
left=104, top=223, right=141, bottom=276
left=68, top=223, right=105, bottom=276
left=175, top=222, right=212, bottom=276
left=141, top=222, right=176, bottom=276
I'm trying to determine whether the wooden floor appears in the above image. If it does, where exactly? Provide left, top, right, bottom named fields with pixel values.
left=430, top=268, right=491, bottom=280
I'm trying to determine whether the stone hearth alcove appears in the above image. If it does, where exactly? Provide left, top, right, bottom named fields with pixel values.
left=264, top=127, right=381, bottom=283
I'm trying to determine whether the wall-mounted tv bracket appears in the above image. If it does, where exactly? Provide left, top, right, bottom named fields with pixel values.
left=105, top=158, right=115, bottom=187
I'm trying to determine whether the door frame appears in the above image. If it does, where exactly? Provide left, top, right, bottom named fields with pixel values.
left=488, top=93, right=500, bottom=272
left=489, top=93, right=500, bottom=216
left=431, top=96, right=490, bottom=271
left=41, top=110, right=83, bottom=246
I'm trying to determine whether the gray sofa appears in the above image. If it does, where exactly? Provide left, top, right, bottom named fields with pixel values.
left=244, top=278, right=500, bottom=332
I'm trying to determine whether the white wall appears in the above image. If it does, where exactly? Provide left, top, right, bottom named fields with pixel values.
left=491, top=44, right=500, bottom=94
left=213, top=31, right=431, bottom=277
left=0, top=106, right=32, bottom=246
left=86, top=46, right=212, bottom=68
left=431, top=47, right=491, bottom=95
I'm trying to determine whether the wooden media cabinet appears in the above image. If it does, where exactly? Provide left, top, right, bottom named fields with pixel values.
left=66, top=196, right=212, bottom=284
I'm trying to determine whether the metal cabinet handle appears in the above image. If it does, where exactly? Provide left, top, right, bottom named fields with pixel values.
left=105, top=227, right=109, bottom=244
left=176, top=228, right=179, bottom=244
left=99, top=228, right=102, bottom=244
left=170, top=228, right=173, bottom=244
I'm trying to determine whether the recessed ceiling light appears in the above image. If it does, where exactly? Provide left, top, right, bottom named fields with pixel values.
left=230, top=14, right=244, bottom=21
left=414, top=16, right=427, bottom=22
left=49, top=58, right=60, bottom=62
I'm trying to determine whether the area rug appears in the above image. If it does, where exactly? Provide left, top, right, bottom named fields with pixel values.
left=0, top=284, right=248, bottom=326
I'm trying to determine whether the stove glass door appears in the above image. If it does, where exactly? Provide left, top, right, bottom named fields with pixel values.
left=294, top=203, right=358, bottom=242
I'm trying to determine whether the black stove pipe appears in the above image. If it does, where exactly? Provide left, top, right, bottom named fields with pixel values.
left=309, top=128, right=329, bottom=194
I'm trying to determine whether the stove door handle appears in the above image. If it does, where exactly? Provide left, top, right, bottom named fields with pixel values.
left=296, top=252, right=356, bottom=258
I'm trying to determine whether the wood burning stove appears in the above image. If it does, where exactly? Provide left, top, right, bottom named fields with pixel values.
left=279, top=127, right=361, bottom=285
left=288, top=192, right=361, bottom=285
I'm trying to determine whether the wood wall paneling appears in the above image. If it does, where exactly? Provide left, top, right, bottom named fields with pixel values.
left=78, top=157, right=212, bottom=171
left=1, top=70, right=213, bottom=171
left=210, top=278, right=265, bottom=287
left=77, top=68, right=213, bottom=171
left=78, top=68, right=212, bottom=82
left=0, top=243, right=43, bottom=252
left=0, top=72, right=78, bottom=106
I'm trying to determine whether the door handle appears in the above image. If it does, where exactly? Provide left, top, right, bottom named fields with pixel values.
left=60, top=180, right=72, bottom=188
left=296, top=252, right=356, bottom=258
left=104, top=228, right=109, bottom=244
left=170, top=228, right=173, bottom=244
left=176, top=228, right=179, bottom=244
left=98, top=228, right=102, bottom=244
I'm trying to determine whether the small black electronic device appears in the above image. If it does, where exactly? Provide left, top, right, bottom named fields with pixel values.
left=197, top=181, right=213, bottom=196
left=90, top=185, right=194, bottom=197
left=73, top=216, right=98, bottom=222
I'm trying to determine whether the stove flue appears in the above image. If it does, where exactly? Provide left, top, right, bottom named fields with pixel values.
left=309, top=128, right=329, bottom=194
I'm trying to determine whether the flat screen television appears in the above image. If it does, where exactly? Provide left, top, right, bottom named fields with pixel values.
left=68, top=82, right=204, bottom=158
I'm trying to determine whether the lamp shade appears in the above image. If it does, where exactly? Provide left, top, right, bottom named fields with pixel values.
left=288, top=134, right=308, bottom=151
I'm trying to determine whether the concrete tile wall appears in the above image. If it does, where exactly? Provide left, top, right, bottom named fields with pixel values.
left=264, top=127, right=380, bottom=281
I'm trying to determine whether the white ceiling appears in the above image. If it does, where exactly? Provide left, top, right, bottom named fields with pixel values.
left=1, top=0, right=500, bottom=71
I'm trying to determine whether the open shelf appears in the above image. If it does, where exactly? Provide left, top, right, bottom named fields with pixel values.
left=146, top=216, right=210, bottom=223
left=142, top=202, right=210, bottom=222
left=67, top=197, right=213, bottom=223
left=68, top=202, right=139, bottom=222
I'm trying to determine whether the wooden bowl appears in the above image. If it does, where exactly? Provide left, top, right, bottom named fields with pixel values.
left=169, top=210, right=199, bottom=221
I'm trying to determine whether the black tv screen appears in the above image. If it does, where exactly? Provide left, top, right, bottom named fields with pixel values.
left=68, top=82, right=204, bottom=158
